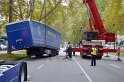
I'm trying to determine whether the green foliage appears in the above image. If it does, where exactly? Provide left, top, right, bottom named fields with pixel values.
left=0, top=0, right=124, bottom=43
left=0, top=54, right=27, bottom=61
left=102, top=0, right=124, bottom=34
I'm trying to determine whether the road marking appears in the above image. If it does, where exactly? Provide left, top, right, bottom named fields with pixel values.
left=73, top=57, right=93, bottom=82
left=37, top=64, right=44, bottom=69
left=47, top=60, right=49, bottom=62
left=110, top=64, right=120, bottom=68
left=27, top=75, right=30, bottom=78
left=27, top=75, right=31, bottom=81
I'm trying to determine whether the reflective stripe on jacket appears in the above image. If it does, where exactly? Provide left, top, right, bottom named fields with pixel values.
left=91, top=48, right=97, bottom=55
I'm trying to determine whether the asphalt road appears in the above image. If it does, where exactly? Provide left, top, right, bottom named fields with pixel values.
left=25, top=51, right=124, bottom=82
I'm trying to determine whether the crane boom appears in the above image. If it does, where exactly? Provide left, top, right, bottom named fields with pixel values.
left=84, top=0, right=106, bottom=34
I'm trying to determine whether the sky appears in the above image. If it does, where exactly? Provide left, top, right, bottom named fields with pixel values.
left=61, top=0, right=69, bottom=6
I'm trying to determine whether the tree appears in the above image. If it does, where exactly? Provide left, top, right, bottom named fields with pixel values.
left=0, top=0, right=124, bottom=44
left=102, top=0, right=124, bottom=34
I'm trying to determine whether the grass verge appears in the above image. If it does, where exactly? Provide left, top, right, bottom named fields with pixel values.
left=119, top=53, right=124, bottom=57
left=111, top=53, right=124, bottom=57
left=0, top=54, right=27, bottom=61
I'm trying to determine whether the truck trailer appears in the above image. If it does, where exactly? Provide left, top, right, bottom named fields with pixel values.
left=6, top=20, right=61, bottom=58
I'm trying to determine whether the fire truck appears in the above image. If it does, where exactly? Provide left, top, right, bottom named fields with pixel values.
left=73, top=0, right=119, bottom=59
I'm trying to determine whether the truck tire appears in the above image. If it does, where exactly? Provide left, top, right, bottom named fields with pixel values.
left=19, top=62, right=27, bottom=82
left=52, top=50, right=56, bottom=56
left=49, top=54, right=52, bottom=57
left=35, top=48, right=43, bottom=58
left=39, top=48, right=44, bottom=57
left=55, top=50, right=59, bottom=56
left=35, top=54, right=42, bottom=58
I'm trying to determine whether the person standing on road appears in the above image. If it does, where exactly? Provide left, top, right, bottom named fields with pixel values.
left=91, top=45, right=97, bottom=66
left=67, top=41, right=71, bottom=47
left=67, top=45, right=73, bottom=60
left=64, top=46, right=68, bottom=58
left=64, top=42, right=71, bottom=59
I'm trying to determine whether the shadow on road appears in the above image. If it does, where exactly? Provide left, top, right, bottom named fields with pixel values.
left=27, top=56, right=52, bottom=61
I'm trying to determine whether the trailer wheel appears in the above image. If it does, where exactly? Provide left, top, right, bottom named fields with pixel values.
left=51, top=50, right=56, bottom=56
left=39, top=48, right=44, bottom=57
left=56, top=50, right=59, bottom=55
left=19, top=62, right=27, bottom=82
left=49, top=54, right=52, bottom=57
left=35, top=54, right=42, bottom=58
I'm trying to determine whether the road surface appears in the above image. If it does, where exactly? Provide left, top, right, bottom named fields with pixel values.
left=25, top=51, right=124, bottom=82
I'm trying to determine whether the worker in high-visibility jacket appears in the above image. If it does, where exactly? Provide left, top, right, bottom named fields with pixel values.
left=91, top=45, right=97, bottom=66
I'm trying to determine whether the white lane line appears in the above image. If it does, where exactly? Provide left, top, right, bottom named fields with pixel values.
left=73, top=57, right=93, bottom=82
left=27, top=75, right=31, bottom=81
left=37, top=64, right=44, bottom=69
left=27, top=75, right=30, bottom=78
left=110, top=64, right=120, bottom=68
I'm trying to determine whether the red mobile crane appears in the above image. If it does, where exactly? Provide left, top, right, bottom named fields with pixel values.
left=73, top=0, right=119, bottom=59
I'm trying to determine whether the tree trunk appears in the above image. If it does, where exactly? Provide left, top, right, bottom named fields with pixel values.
left=7, top=0, right=13, bottom=54
left=29, top=0, right=35, bottom=19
